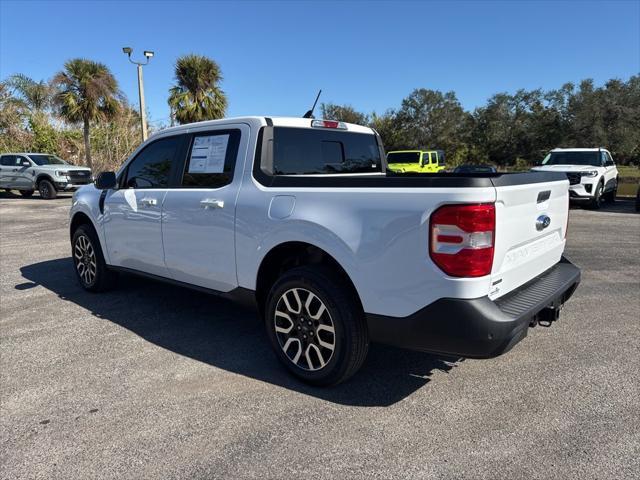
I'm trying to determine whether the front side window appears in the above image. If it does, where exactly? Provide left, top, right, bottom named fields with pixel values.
left=124, top=136, right=180, bottom=188
left=181, top=130, right=241, bottom=188
left=29, top=154, right=66, bottom=165
left=271, top=128, right=381, bottom=175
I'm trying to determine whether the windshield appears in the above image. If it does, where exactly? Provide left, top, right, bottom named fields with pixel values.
left=542, top=151, right=600, bottom=167
left=271, top=127, right=381, bottom=175
left=29, top=154, right=68, bottom=166
left=387, top=152, right=420, bottom=164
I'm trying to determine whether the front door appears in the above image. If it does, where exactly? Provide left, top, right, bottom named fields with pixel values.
left=14, top=156, right=35, bottom=189
left=162, top=125, right=248, bottom=292
left=102, top=134, right=183, bottom=277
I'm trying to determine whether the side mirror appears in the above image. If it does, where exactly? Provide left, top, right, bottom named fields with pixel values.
left=95, top=171, right=117, bottom=190
left=21, top=160, right=30, bottom=167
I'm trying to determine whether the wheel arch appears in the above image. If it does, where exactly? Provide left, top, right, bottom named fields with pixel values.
left=254, top=241, right=363, bottom=318
left=36, top=173, right=55, bottom=186
left=70, top=211, right=98, bottom=241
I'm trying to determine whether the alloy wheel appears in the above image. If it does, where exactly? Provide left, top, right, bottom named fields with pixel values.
left=74, top=235, right=97, bottom=286
left=274, top=288, right=336, bottom=371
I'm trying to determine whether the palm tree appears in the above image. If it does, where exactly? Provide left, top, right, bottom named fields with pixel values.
left=6, top=74, right=53, bottom=114
left=53, top=59, right=121, bottom=169
left=168, top=54, right=227, bottom=124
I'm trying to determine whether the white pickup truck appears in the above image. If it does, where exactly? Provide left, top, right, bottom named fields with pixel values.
left=69, top=117, right=580, bottom=385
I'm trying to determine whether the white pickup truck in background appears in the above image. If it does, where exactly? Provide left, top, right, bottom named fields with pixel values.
left=69, top=117, right=581, bottom=385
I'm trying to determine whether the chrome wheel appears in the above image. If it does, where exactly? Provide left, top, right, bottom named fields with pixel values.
left=274, top=288, right=336, bottom=371
left=74, top=234, right=97, bottom=286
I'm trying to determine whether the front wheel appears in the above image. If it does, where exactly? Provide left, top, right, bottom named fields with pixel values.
left=265, top=266, right=369, bottom=386
left=38, top=179, right=57, bottom=199
left=590, top=182, right=604, bottom=210
left=605, top=182, right=617, bottom=203
left=72, top=225, right=117, bottom=292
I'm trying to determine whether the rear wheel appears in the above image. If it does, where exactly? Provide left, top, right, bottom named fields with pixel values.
left=38, top=179, right=57, bottom=199
left=72, top=224, right=117, bottom=292
left=19, top=190, right=34, bottom=197
left=265, top=266, right=369, bottom=386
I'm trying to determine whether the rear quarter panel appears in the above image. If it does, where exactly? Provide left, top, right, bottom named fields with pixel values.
left=235, top=177, right=497, bottom=317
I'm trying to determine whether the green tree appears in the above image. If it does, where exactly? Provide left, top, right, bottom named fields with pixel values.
left=395, top=89, right=472, bottom=161
left=53, top=59, right=121, bottom=169
left=320, top=103, right=369, bottom=125
left=6, top=74, right=53, bottom=114
left=168, top=54, right=227, bottom=125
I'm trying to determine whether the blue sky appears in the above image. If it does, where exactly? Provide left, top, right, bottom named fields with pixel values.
left=1, top=0, right=638, bottom=127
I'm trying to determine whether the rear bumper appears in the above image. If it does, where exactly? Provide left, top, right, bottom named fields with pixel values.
left=366, top=257, right=581, bottom=358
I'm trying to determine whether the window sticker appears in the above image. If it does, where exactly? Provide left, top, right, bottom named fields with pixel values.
left=189, top=134, right=229, bottom=174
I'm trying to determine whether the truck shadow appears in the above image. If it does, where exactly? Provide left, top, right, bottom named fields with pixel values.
left=571, top=198, right=638, bottom=214
left=19, top=258, right=460, bottom=407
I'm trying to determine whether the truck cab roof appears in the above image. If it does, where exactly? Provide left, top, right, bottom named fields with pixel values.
left=151, top=116, right=375, bottom=140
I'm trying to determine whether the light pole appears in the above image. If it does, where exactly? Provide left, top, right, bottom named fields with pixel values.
left=122, top=47, right=153, bottom=141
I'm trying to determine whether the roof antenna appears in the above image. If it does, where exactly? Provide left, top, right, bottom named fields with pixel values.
left=303, top=89, right=322, bottom=119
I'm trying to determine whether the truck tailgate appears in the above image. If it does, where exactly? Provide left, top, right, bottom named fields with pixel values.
left=490, top=178, right=569, bottom=300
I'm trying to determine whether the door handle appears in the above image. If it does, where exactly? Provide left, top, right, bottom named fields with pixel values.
left=200, top=198, right=224, bottom=209
left=140, top=197, right=157, bottom=207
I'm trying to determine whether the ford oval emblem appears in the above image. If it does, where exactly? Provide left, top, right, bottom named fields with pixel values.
left=536, top=214, right=551, bottom=231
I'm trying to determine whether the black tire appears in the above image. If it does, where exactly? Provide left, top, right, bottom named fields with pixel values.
left=590, top=181, right=604, bottom=210
left=38, top=179, right=57, bottom=199
left=71, top=224, right=117, bottom=292
left=19, top=190, right=34, bottom=197
left=606, top=181, right=617, bottom=203
left=265, top=266, right=369, bottom=386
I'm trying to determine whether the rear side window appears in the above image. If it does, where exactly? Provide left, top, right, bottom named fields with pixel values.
left=124, top=136, right=180, bottom=188
left=181, top=130, right=241, bottom=188
left=388, top=152, right=420, bottom=164
left=271, top=127, right=381, bottom=175
left=0, top=155, right=15, bottom=166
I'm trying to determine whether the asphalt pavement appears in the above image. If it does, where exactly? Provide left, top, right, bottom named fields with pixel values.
left=1, top=191, right=639, bottom=479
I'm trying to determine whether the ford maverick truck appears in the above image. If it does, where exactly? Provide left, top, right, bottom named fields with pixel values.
left=69, top=117, right=580, bottom=385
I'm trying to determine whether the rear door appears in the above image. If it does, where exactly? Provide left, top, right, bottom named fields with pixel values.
left=162, top=124, right=248, bottom=292
left=0, top=155, right=15, bottom=187
left=489, top=178, right=569, bottom=299
left=102, top=134, right=184, bottom=277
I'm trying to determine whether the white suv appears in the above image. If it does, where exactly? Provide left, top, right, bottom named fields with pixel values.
left=532, top=148, right=618, bottom=209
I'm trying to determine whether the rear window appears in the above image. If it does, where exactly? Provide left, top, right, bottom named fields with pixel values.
left=271, top=127, right=381, bottom=175
left=387, top=152, right=420, bottom=164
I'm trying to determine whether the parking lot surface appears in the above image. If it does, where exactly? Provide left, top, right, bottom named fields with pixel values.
left=1, top=192, right=639, bottom=479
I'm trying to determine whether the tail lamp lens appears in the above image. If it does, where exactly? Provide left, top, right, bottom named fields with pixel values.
left=429, top=203, right=496, bottom=277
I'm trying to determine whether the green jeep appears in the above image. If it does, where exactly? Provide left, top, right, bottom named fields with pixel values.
left=387, top=150, right=446, bottom=173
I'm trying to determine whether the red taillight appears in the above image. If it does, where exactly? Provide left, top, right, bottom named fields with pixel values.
left=429, top=203, right=495, bottom=277
left=564, top=192, right=569, bottom=239
left=311, top=119, right=347, bottom=129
